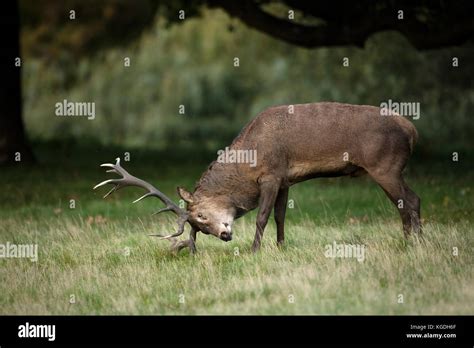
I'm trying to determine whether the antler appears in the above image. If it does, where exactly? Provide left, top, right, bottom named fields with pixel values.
left=93, top=158, right=189, bottom=241
left=168, top=231, right=197, bottom=255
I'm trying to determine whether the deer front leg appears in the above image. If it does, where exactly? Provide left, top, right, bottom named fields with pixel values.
left=252, top=177, right=281, bottom=252
left=189, top=227, right=197, bottom=254
left=274, top=187, right=289, bottom=246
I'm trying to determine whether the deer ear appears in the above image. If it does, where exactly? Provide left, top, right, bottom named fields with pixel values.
left=177, top=187, right=194, bottom=204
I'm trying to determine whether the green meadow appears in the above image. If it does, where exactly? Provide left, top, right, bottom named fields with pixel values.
left=0, top=143, right=472, bottom=314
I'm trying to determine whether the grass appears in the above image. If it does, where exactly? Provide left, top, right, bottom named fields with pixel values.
left=0, top=143, right=472, bottom=314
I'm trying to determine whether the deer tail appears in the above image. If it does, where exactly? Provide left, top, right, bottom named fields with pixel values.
left=408, top=123, right=419, bottom=153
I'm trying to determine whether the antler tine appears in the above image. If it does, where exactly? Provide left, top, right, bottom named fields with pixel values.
left=172, top=238, right=196, bottom=254
left=163, top=237, right=195, bottom=254
left=132, top=192, right=155, bottom=204
left=100, top=158, right=126, bottom=174
left=152, top=206, right=173, bottom=215
left=148, top=213, right=188, bottom=239
left=103, top=185, right=118, bottom=199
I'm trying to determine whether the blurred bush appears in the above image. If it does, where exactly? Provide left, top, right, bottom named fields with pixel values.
left=22, top=9, right=474, bottom=155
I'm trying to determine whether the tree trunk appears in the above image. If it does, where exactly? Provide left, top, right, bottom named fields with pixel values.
left=0, top=0, right=34, bottom=165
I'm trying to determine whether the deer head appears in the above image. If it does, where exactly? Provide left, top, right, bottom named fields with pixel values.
left=177, top=187, right=236, bottom=242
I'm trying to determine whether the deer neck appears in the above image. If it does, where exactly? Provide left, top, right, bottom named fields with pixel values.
left=194, top=162, right=260, bottom=214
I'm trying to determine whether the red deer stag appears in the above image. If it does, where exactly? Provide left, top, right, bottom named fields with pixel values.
left=94, top=102, right=421, bottom=253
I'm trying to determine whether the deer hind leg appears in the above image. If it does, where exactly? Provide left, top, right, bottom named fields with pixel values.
left=368, top=171, right=421, bottom=237
left=274, top=187, right=289, bottom=246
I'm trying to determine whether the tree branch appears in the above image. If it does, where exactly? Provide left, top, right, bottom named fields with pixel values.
left=209, top=0, right=474, bottom=50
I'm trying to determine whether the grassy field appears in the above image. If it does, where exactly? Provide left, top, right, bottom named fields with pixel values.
left=0, top=143, right=472, bottom=314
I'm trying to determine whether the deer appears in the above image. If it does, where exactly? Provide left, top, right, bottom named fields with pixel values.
left=94, top=102, right=421, bottom=254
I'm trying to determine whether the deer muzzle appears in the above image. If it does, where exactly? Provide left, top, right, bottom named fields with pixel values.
left=219, top=231, right=232, bottom=241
